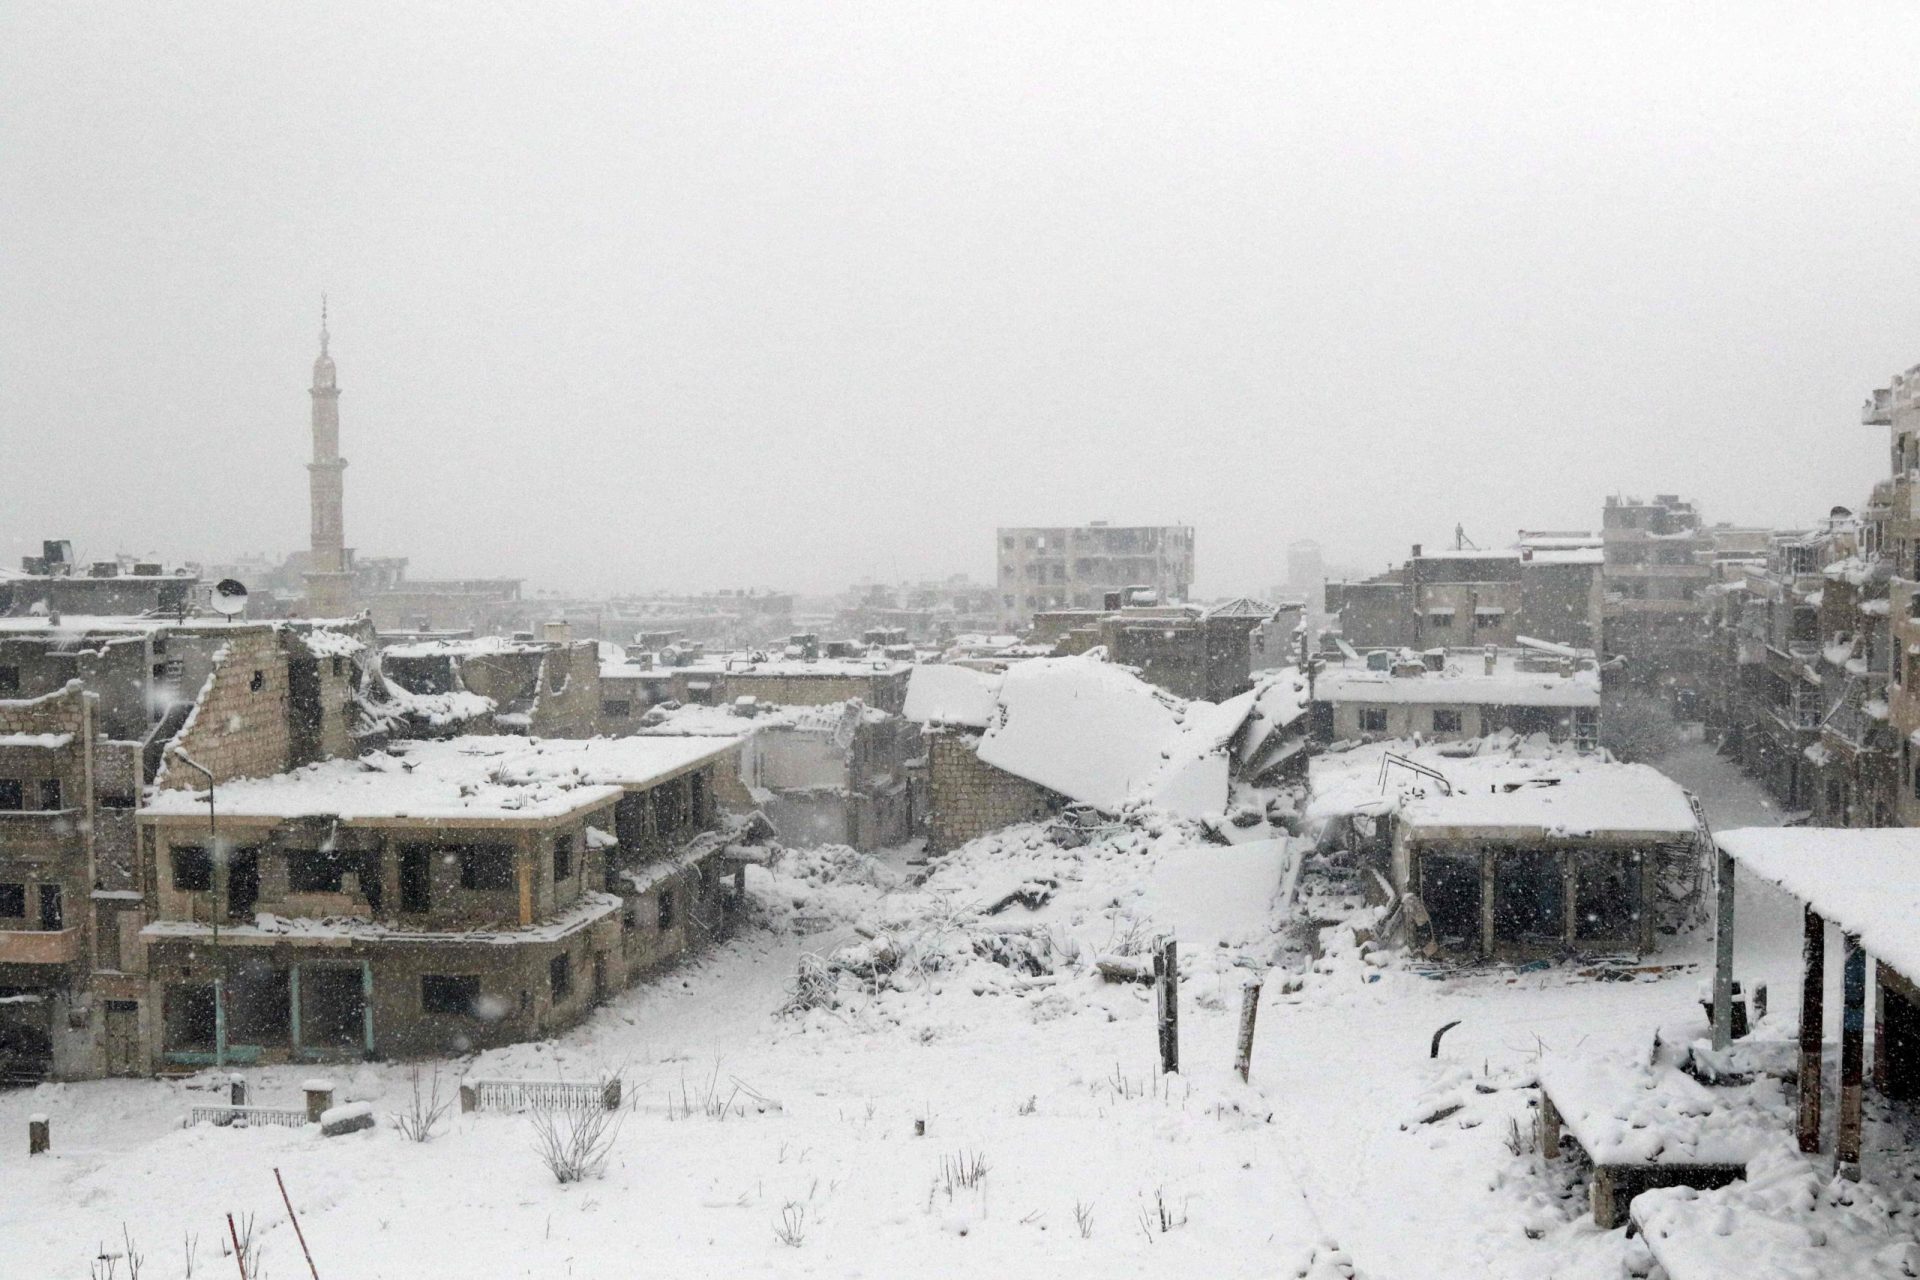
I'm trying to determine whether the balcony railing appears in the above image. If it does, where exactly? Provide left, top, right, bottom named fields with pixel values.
left=0, top=928, right=80, bottom=965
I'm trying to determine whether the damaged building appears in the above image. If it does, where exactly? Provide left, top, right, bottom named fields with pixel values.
left=1310, top=644, right=1601, bottom=749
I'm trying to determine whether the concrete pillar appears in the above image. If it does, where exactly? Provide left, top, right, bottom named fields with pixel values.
left=1839, top=935, right=1866, bottom=1180
left=1538, top=1093, right=1561, bottom=1159
left=303, top=1079, right=334, bottom=1123
left=28, top=1115, right=48, bottom=1156
left=1479, top=849, right=1496, bottom=960
left=1711, top=844, right=1737, bottom=1050
left=1875, top=961, right=1892, bottom=1095
left=229, top=1073, right=246, bottom=1106
left=1798, top=908, right=1825, bottom=1153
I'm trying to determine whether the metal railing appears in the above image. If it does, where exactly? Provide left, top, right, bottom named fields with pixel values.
left=460, top=1077, right=621, bottom=1113
left=187, top=1105, right=309, bottom=1129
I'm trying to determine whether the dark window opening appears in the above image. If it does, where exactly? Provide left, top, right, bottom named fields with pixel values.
left=657, top=888, right=675, bottom=930
left=225, top=960, right=291, bottom=1046
left=37, top=779, right=61, bottom=810
left=163, top=983, right=217, bottom=1052
left=422, top=974, right=481, bottom=1016
left=228, top=849, right=259, bottom=917
left=1494, top=850, right=1563, bottom=944
left=0, top=665, right=17, bottom=696
left=458, top=845, right=516, bottom=891
left=0, top=780, right=21, bottom=811
left=0, top=883, right=24, bottom=917
left=602, top=700, right=632, bottom=718
left=399, top=846, right=432, bottom=912
left=1432, top=710, right=1463, bottom=734
left=1417, top=853, right=1479, bottom=950
left=552, top=835, right=573, bottom=882
left=39, top=884, right=63, bottom=931
left=300, top=966, right=366, bottom=1050
left=249, top=670, right=265, bottom=693
left=288, top=848, right=352, bottom=894
left=172, top=846, right=213, bottom=892
left=1574, top=851, right=1639, bottom=941
left=549, top=952, right=572, bottom=1000
left=1359, top=709, right=1388, bottom=734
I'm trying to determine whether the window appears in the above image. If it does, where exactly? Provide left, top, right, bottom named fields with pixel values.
left=657, top=888, right=676, bottom=930
left=1432, top=710, right=1463, bottom=734
left=0, top=884, right=23, bottom=917
left=1428, top=612, right=1453, bottom=630
left=38, top=780, right=61, bottom=810
left=458, top=845, right=515, bottom=891
left=249, top=670, right=265, bottom=693
left=287, top=849, right=350, bottom=894
left=601, top=700, right=632, bottom=719
left=1359, top=708, right=1389, bottom=734
left=330, top=656, right=346, bottom=678
left=553, top=835, right=574, bottom=881
left=421, top=974, right=481, bottom=1016
left=1475, top=612, right=1500, bottom=630
left=549, top=952, right=572, bottom=1000
left=172, top=847, right=213, bottom=891
left=0, top=780, right=20, bottom=811
left=0, top=665, right=17, bottom=696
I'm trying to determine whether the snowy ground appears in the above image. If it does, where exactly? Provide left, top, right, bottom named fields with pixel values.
left=0, top=741, right=1867, bottom=1279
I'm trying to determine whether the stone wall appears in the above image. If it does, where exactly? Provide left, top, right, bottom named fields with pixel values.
left=924, top=729, right=1056, bottom=854
left=159, top=628, right=292, bottom=787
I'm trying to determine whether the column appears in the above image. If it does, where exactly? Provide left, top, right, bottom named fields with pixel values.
left=1798, top=908, right=1825, bottom=1153
left=289, top=964, right=302, bottom=1058
left=1711, top=844, right=1737, bottom=1050
left=1838, top=935, right=1866, bottom=1180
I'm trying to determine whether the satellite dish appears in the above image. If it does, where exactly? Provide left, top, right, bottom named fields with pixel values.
left=210, top=579, right=249, bottom=618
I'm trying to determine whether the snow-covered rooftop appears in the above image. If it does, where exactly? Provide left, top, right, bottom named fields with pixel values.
left=901, top=663, right=1003, bottom=728
left=1314, top=651, right=1599, bottom=708
left=1719, top=827, right=1920, bottom=982
left=1399, top=760, right=1698, bottom=837
left=140, top=735, right=739, bottom=825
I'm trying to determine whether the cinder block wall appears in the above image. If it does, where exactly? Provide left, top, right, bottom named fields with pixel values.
left=924, top=729, right=1054, bottom=854
left=160, top=629, right=292, bottom=786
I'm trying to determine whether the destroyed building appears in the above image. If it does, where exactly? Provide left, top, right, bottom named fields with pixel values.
left=1310, top=645, right=1600, bottom=749
left=1324, top=538, right=1605, bottom=654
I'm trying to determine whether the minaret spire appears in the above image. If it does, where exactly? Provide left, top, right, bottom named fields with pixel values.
left=303, top=301, right=353, bottom=616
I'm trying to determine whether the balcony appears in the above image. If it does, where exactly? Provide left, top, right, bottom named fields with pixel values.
left=0, top=927, right=80, bottom=965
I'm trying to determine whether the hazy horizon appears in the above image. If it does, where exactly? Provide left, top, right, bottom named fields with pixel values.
left=5, top=3, right=1915, bottom=597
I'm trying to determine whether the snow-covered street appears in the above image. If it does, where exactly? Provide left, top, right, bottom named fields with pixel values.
left=0, top=742, right=1814, bottom=1279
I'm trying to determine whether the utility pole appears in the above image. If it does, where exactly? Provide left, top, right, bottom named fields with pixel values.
left=168, top=748, right=224, bottom=1067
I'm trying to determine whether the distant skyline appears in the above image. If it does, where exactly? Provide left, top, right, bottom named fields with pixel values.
left=3, top=3, right=1909, bottom=598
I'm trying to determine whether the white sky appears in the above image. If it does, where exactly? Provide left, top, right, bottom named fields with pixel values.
left=3, top=2, right=1917, bottom=596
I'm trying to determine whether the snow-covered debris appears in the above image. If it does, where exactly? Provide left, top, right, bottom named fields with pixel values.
left=1540, top=1049, right=1779, bottom=1167
left=1399, top=760, right=1699, bottom=837
left=975, top=654, right=1243, bottom=818
left=902, top=662, right=1003, bottom=728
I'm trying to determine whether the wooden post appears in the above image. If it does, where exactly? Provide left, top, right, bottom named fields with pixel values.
left=601, top=1077, right=622, bottom=1111
left=274, top=1167, right=322, bottom=1280
left=1234, top=979, right=1262, bottom=1082
left=1590, top=1165, right=1619, bottom=1229
left=303, top=1080, right=334, bottom=1124
left=229, top=1074, right=247, bottom=1106
left=1538, top=1093, right=1561, bottom=1159
left=1838, top=934, right=1866, bottom=1180
left=1152, top=938, right=1180, bottom=1075
left=1711, top=843, right=1737, bottom=1050
left=227, top=1212, right=249, bottom=1280
left=28, top=1114, right=48, bottom=1156
left=459, top=1082, right=477, bottom=1113
left=1797, top=907, right=1825, bottom=1153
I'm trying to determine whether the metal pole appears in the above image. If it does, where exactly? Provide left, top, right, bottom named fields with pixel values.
left=170, top=749, right=225, bottom=1065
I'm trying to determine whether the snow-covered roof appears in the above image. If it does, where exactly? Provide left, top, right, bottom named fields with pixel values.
left=1539, top=1050, right=1777, bottom=1166
left=974, top=654, right=1239, bottom=818
left=140, top=735, right=738, bottom=826
left=1399, top=760, right=1698, bottom=837
left=1201, top=597, right=1277, bottom=620
left=1314, top=653, right=1599, bottom=708
left=902, top=663, right=1003, bottom=728
left=1718, top=827, right=1920, bottom=982
left=380, top=635, right=551, bottom=659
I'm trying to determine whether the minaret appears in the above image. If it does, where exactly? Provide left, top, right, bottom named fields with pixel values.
left=303, top=299, right=354, bottom=616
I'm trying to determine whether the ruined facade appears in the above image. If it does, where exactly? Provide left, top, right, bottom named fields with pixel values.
left=923, top=729, right=1058, bottom=855
left=996, top=523, right=1195, bottom=628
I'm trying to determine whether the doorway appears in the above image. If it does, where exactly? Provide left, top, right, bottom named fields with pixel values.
left=227, top=849, right=259, bottom=919
left=301, top=965, right=367, bottom=1054
left=104, top=1000, right=141, bottom=1076
left=399, top=847, right=431, bottom=914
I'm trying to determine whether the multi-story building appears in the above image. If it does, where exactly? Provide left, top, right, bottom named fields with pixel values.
left=995, top=523, right=1194, bottom=628
left=1600, top=495, right=1714, bottom=711
left=1323, top=538, right=1604, bottom=653
left=1866, top=367, right=1920, bottom=827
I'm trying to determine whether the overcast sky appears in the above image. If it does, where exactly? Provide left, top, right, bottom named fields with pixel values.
left=4, top=2, right=1919, bottom=597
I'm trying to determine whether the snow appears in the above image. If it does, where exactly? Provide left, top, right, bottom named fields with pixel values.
left=1314, top=654, right=1599, bottom=708
left=143, top=892, right=624, bottom=947
left=0, top=732, right=75, bottom=749
left=1399, top=760, right=1699, bottom=836
left=1719, top=826, right=1920, bottom=983
left=974, top=654, right=1241, bottom=818
left=140, top=734, right=738, bottom=824
left=902, top=662, right=1003, bottom=728
left=318, top=1101, right=374, bottom=1125
left=1539, top=1049, right=1779, bottom=1166
left=296, top=627, right=366, bottom=658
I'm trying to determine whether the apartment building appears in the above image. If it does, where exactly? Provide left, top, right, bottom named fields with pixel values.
left=996, top=523, right=1194, bottom=628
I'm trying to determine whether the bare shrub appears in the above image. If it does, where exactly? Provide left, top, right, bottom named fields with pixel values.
left=1136, top=1186, right=1187, bottom=1239
left=391, top=1066, right=453, bottom=1143
left=1505, top=1115, right=1536, bottom=1157
left=220, top=1214, right=263, bottom=1280
left=90, top=1226, right=141, bottom=1280
left=935, top=1149, right=989, bottom=1199
left=530, top=1101, right=625, bottom=1183
left=1074, top=1200, right=1095, bottom=1239
left=773, top=1202, right=807, bottom=1247
left=780, top=952, right=838, bottom=1015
